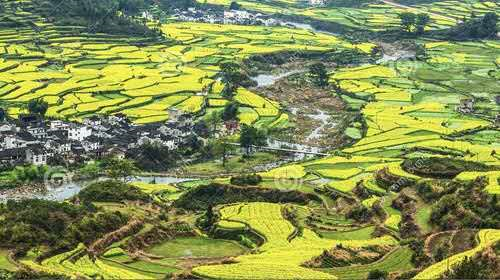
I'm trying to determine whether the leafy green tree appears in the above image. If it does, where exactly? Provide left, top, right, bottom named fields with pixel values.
left=210, top=140, right=234, bottom=167
left=399, top=12, right=416, bottom=33
left=416, top=13, right=431, bottom=35
left=159, top=0, right=197, bottom=10
left=367, top=269, right=388, bottom=280
left=78, top=0, right=120, bottom=22
left=219, top=62, right=245, bottom=98
left=448, top=12, right=498, bottom=39
left=0, top=108, right=5, bottom=122
left=480, top=12, right=498, bottom=37
left=206, top=110, right=221, bottom=133
left=79, top=162, right=101, bottom=179
left=222, top=102, right=239, bottom=121
left=445, top=256, right=492, bottom=279
left=103, top=157, right=138, bottom=181
left=27, top=99, right=49, bottom=116
left=118, top=0, right=144, bottom=16
left=239, top=125, right=267, bottom=156
left=229, top=1, right=241, bottom=10
left=309, top=62, right=329, bottom=87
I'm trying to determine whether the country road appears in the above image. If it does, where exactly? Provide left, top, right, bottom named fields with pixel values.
left=380, top=0, right=457, bottom=22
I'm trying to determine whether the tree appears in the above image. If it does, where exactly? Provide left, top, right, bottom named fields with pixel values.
left=370, top=45, right=382, bottom=58
left=399, top=12, right=417, bottom=33
left=219, top=62, right=245, bottom=98
left=448, top=12, right=498, bottom=39
left=309, top=63, right=329, bottom=87
left=445, top=256, right=492, bottom=279
left=211, top=140, right=234, bottom=167
left=206, top=110, right=221, bottom=133
left=222, top=102, right=239, bottom=121
left=27, top=99, right=49, bottom=116
left=0, top=108, right=6, bottom=122
left=118, top=0, right=144, bottom=16
left=239, top=125, right=267, bottom=156
left=367, top=269, right=388, bottom=280
left=480, top=12, right=498, bottom=37
left=416, top=13, right=431, bottom=35
left=159, top=0, right=197, bottom=11
left=229, top=1, right=241, bottom=10
left=103, top=157, right=138, bottom=182
left=79, top=162, right=101, bottom=179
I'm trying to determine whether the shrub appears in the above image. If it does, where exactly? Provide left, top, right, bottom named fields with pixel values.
left=77, top=180, right=149, bottom=203
left=230, top=174, right=262, bottom=186
left=367, top=269, right=388, bottom=280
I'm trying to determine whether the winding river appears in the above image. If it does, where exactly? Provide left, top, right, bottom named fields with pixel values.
left=0, top=176, right=195, bottom=203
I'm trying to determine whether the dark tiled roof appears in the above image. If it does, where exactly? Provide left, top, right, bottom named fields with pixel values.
left=48, top=130, right=68, bottom=140
left=0, top=148, right=24, bottom=159
left=16, top=131, right=37, bottom=142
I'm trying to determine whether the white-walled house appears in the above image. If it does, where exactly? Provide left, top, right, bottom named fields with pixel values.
left=50, top=120, right=69, bottom=130
left=25, top=146, right=50, bottom=166
left=68, top=125, right=91, bottom=141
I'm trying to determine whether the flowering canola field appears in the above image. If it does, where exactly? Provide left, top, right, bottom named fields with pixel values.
left=0, top=2, right=365, bottom=125
left=193, top=202, right=398, bottom=279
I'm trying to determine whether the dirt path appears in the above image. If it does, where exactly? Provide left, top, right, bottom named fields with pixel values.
left=380, top=0, right=457, bottom=22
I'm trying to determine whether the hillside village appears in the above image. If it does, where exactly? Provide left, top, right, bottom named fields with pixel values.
left=0, top=108, right=220, bottom=167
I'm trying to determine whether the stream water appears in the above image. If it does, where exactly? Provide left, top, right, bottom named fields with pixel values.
left=251, top=70, right=302, bottom=87
left=285, top=21, right=339, bottom=37
left=305, top=110, right=334, bottom=141
left=0, top=176, right=195, bottom=202
left=376, top=50, right=416, bottom=63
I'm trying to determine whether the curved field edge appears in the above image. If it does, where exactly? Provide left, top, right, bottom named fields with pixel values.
left=413, top=229, right=500, bottom=280
left=321, top=246, right=414, bottom=279
left=192, top=202, right=398, bottom=280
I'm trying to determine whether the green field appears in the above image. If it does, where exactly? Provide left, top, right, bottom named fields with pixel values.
left=323, top=246, right=414, bottom=279
left=0, top=0, right=373, bottom=126
left=318, top=226, right=375, bottom=240
left=0, top=249, right=16, bottom=271
left=197, top=0, right=500, bottom=31
left=147, top=237, right=247, bottom=259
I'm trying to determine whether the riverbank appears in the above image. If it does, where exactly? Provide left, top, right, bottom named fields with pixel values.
left=0, top=175, right=197, bottom=203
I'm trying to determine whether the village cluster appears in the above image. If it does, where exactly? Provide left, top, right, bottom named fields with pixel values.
left=169, top=0, right=327, bottom=26
left=0, top=108, right=205, bottom=167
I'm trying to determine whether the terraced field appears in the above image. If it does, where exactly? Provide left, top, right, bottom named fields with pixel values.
left=197, top=0, right=500, bottom=31
left=323, top=246, right=414, bottom=279
left=193, top=202, right=400, bottom=279
left=0, top=0, right=374, bottom=125
left=261, top=39, right=500, bottom=196
left=20, top=244, right=154, bottom=279
left=414, top=229, right=500, bottom=280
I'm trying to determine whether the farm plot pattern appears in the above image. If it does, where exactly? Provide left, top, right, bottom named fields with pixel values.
left=414, top=229, right=500, bottom=280
left=262, top=40, right=500, bottom=200
left=197, top=0, right=500, bottom=31
left=193, top=202, right=398, bottom=279
left=260, top=40, right=500, bottom=272
left=20, top=243, right=153, bottom=279
left=0, top=1, right=364, bottom=125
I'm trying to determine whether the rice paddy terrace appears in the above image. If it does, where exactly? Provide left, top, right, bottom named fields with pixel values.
left=1, top=0, right=500, bottom=279
left=200, top=0, right=500, bottom=31
left=0, top=0, right=376, bottom=125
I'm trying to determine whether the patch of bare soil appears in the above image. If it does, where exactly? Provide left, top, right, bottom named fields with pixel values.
left=450, top=229, right=478, bottom=254
left=303, top=244, right=393, bottom=268
left=424, top=229, right=478, bottom=259
left=256, top=73, right=349, bottom=147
